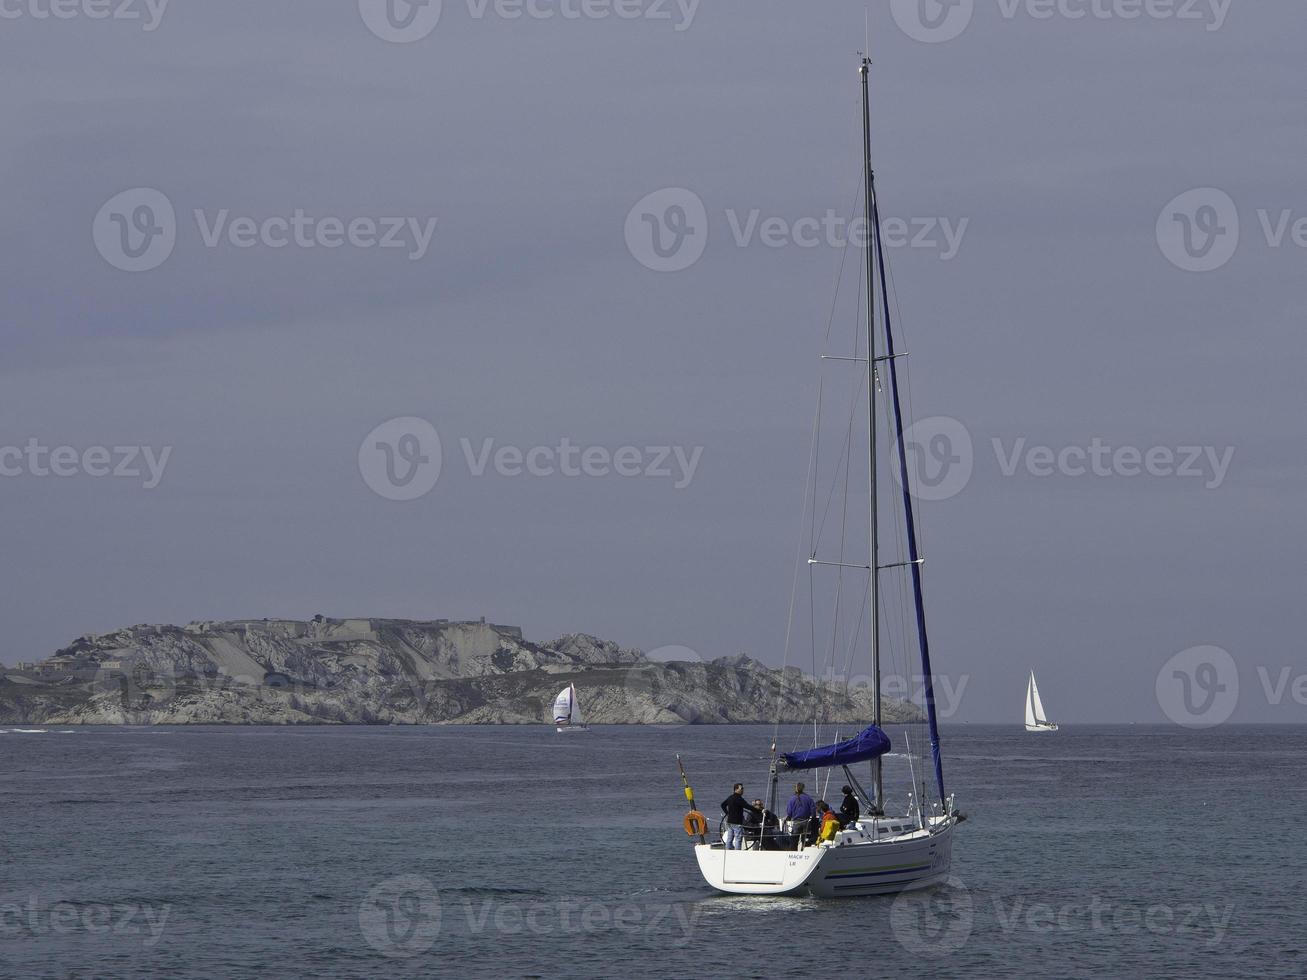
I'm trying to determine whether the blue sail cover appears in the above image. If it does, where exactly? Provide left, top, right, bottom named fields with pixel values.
left=780, top=726, right=891, bottom=772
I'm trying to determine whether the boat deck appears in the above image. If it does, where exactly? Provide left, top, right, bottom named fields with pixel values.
left=707, top=815, right=935, bottom=853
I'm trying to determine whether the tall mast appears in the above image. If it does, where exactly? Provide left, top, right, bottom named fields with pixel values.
left=860, top=55, right=883, bottom=809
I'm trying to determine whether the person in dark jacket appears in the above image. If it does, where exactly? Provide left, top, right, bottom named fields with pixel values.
left=743, top=798, right=780, bottom=849
left=720, top=784, right=762, bottom=850
left=839, top=785, right=861, bottom=828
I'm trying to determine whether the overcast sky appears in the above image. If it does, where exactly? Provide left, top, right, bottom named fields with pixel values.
left=1, top=0, right=1302, bottom=723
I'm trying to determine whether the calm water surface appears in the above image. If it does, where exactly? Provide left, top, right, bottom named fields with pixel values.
left=1, top=724, right=1304, bottom=978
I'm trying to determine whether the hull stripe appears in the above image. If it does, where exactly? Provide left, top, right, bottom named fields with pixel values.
left=824, top=862, right=933, bottom=881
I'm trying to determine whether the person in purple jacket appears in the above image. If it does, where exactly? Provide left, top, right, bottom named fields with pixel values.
left=785, top=782, right=817, bottom=847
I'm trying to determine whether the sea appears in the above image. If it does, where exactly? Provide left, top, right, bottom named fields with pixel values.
left=1, top=724, right=1303, bottom=979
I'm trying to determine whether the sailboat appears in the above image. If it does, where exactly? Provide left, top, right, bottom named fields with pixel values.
left=1024, top=671, right=1058, bottom=732
left=681, top=56, right=962, bottom=898
left=552, top=683, right=590, bottom=734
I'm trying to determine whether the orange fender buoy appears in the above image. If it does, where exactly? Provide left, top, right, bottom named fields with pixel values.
left=683, top=810, right=709, bottom=837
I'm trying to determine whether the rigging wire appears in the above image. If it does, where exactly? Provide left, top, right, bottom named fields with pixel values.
left=873, top=175, right=946, bottom=804
left=771, top=131, right=863, bottom=755
left=762, top=71, right=946, bottom=825
left=873, top=217, right=923, bottom=801
left=773, top=96, right=942, bottom=814
left=810, top=269, right=865, bottom=746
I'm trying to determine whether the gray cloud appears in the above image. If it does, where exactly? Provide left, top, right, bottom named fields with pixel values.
left=1, top=1, right=1303, bottom=723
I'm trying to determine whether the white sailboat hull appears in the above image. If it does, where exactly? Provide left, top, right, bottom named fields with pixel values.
left=695, top=815, right=956, bottom=898
left=1025, top=723, right=1059, bottom=732
left=555, top=725, right=590, bottom=734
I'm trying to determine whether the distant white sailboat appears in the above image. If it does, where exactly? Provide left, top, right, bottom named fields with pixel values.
left=1024, top=671, right=1058, bottom=732
left=552, top=683, right=590, bottom=734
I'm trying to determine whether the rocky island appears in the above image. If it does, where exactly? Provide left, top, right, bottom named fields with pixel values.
left=0, top=617, right=921, bottom=726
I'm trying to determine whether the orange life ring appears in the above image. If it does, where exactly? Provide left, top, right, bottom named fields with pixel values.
left=683, top=810, right=709, bottom=837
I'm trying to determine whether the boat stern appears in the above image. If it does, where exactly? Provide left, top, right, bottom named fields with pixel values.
left=693, top=844, right=823, bottom=896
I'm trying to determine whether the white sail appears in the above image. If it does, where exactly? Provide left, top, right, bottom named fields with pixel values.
left=552, top=686, right=573, bottom=725
left=1025, top=671, right=1056, bottom=731
left=1029, top=672, right=1048, bottom=724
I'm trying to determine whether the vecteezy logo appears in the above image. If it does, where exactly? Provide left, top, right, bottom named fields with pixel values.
left=93, top=188, right=177, bottom=272
left=891, top=416, right=974, bottom=502
left=890, top=0, right=975, bottom=44
left=358, top=417, right=443, bottom=501
left=1156, top=645, right=1239, bottom=728
left=358, top=875, right=441, bottom=958
left=890, top=876, right=973, bottom=956
left=620, top=645, right=705, bottom=729
left=359, top=0, right=443, bottom=43
left=624, top=188, right=709, bottom=273
left=1156, top=188, right=1240, bottom=273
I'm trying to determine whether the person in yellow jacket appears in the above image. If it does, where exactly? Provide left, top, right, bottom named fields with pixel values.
left=816, top=801, right=842, bottom=843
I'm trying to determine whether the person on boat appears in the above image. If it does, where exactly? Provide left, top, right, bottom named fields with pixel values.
left=744, top=798, right=780, bottom=849
left=838, top=785, right=860, bottom=828
left=720, top=783, right=762, bottom=850
left=786, top=783, right=816, bottom=820
left=786, top=783, right=817, bottom=847
left=815, top=801, right=842, bottom=844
